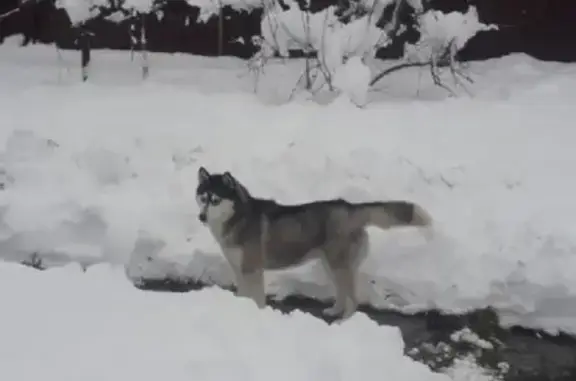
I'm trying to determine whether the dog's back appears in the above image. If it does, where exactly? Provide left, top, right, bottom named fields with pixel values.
left=232, top=199, right=342, bottom=270
left=239, top=198, right=432, bottom=270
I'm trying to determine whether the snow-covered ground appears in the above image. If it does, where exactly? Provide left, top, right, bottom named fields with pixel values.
left=0, top=261, right=494, bottom=381
left=1, top=44, right=576, bottom=343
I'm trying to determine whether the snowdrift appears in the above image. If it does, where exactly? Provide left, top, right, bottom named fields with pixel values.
left=1, top=46, right=576, bottom=338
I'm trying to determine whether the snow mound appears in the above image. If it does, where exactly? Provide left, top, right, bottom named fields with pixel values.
left=333, top=56, right=372, bottom=107
left=0, top=261, right=489, bottom=381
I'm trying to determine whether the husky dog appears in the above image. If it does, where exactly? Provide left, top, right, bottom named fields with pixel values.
left=195, top=166, right=433, bottom=320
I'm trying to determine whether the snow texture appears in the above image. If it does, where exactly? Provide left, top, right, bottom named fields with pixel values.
left=0, top=261, right=491, bottom=381
left=1, top=45, right=576, bottom=341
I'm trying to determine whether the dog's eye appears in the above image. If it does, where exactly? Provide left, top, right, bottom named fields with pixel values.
left=199, top=194, right=208, bottom=204
left=211, top=196, right=221, bottom=205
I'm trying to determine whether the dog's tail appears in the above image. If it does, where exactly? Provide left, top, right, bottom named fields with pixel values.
left=354, top=201, right=433, bottom=230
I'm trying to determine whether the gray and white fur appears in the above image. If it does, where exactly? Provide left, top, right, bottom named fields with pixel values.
left=195, top=166, right=433, bottom=320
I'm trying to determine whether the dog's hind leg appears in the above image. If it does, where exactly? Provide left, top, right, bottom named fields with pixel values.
left=321, top=230, right=369, bottom=320
left=226, top=247, right=266, bottom=309
left=323, top=266, right=356, bottom=319
left=350, top=229, right=369, bottom=281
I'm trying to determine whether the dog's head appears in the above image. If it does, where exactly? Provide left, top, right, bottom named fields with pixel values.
left=195, top=166, right=250, bottom=226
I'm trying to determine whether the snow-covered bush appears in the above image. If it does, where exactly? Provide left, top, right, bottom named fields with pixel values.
left=53, top=0, right=496, bottom=102
left=257, top=0, right=387, bottom=95
left=332, top=56, right=371, bottom=107
left=257, top=0, right=497, bottom=104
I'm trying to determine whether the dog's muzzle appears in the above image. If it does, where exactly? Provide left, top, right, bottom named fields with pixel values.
left=198, top=213, right=207, bottom=223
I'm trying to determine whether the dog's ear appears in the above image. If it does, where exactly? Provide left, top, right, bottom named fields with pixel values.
left=198, top=166, right=210, bottom=184
left=222, top=171, right=235, bottom=188
left=223, top=171, right=250, bottom=203
left=235, top=182, right=250, bottom=204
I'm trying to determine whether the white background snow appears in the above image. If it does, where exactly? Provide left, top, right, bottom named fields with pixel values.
left=2, top=43, right=576, bottom=332
left=1, top=3, right=576, bottom=377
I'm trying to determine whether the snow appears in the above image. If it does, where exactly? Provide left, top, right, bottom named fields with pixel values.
left=186, top=0, right=263, bottom=23
left=1, top=34, right=25, bottom=46
left=333, top=56, right=372, bottom=106
left=406, top=7, right=498, bottom=63
left=123, top=0, right=155, bottom=14
left=55, top=0, right=109, bottom=25
left=0, top=261, right=489, bottom=381
left=418, top=7, right=497, bottom=52
left=260, top=4, right=340, bottom=58
left=450, top=328, right=494, bottom=350
left=260, top=1, right=386, bottom=77
left=1, top=44, right=576, bottom=343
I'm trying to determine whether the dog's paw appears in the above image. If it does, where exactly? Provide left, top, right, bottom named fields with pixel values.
left=323, top=304, right=344, bottom=317
left=329, top=311, right=356, bottom=325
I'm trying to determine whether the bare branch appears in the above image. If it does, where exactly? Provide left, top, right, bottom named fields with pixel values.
left=0, top=0, right=45, bottom=21
left=288, top=59, right=323, bottom=100
left=369, top=61, right=428, bottom=86
left=430, top=63, right=455, bottom=96
left=371, top=37, right=474, bottom=97
left=0, top=7, right=19, bottom=21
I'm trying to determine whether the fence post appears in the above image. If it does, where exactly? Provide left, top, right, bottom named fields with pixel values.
left=140, top=12, right=149, bottom=79
left=78, top=26, right=91, bottom=82
left=218, top=1, right=223, bottom=55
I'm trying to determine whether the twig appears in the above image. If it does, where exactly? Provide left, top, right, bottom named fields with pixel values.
left=430, top=56, right=455, bottom=96
left=288, top=58, right=323, bottom=100
left=370, top=61, right=428, bottom=86
left=140, top=12, right=149, bottom=79
left=55, top=42, right=65, bottom=83
left=245, top=0, right=285, bottom=93
left=0, top=7, right=19, bottom=21
left=218, top=0, right=224, bottom=55
left=0, top=0, right=42, bottom=21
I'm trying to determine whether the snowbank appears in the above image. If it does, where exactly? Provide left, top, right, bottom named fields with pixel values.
left=1, top=46, right=576, bottom=338
left=0, top=261, right=489, bottom=381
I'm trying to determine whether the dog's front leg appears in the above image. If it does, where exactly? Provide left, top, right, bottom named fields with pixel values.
left=236, top=269, right=266, bottom=308
left=222, top=247, right=258, bottom=304
left=235, top=242, right=266, bottom=309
